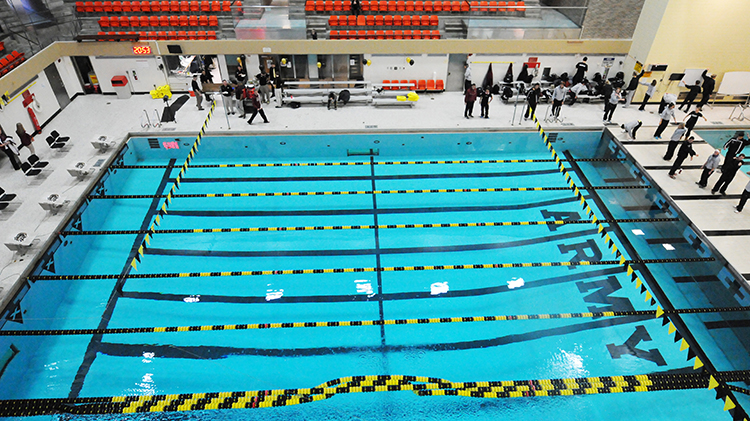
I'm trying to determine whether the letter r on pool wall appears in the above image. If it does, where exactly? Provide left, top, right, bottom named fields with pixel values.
left=558, top=239, right=603, bottom=269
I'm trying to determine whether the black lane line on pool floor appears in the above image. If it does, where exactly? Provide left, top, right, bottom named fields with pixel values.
left=67, top=159, right=178, bottom=400
left=369, top=156, right=387, bottom=349
left=94, top=315, right=652, bottom=360
left=563, top=150, right=746, bottom=414
left=162, top=196, right=586, bottom=218
left=168, top=168, right=564, bottom=184
left=140, top=228, right=601, bottom=258
left=119, top=266, right=626, bottom=305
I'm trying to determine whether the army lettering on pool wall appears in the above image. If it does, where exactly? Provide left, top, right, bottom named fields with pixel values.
left=607, top=325, right=666, bottom=366
left=576, top=276, right=635, bottom=313
left=558, top=239, right=603, bottom=269
left=540, top=210, right=581, bottom=232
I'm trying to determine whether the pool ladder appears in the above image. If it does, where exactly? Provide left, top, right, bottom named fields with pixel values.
left=141, top=109, right=162, bottom=128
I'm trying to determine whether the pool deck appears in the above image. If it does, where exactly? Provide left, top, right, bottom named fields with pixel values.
left=0, top=90, right=748, bottom=310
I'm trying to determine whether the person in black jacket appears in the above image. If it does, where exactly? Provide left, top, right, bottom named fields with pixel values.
left=235, top=65, right=247, bottom=85
left=678, top=80, right=702, bottom=112
left=247, top=86, right=269, bottom=125
left=712, top=154, right=745, bottom=195
left=683, top=106, right=707, bottom=139
left=219, top=80, right=235, bottom=115
left=479, top=87, right=492, bottom=118
left=572, top=57, right=587, bottom=85
left=234, top=82, right=246, bottom=117
left=624, top=70, right=645, bottom=107
left=723, top=131, right=748, bottom=162
left=524, top=83, right=540, bottom=120
left=256, top=67, right=271, bottom=104
left=698, top=70, right=716, bottom=107
left=668, top=136, right=697, bottom=178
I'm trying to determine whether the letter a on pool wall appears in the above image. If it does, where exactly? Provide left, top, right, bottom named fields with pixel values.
left=606, top=325, right=667, bottom=366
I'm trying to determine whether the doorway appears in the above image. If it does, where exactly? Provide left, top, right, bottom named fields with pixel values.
left=72, top=56, right=99, bottom=94
left=43, top=64, right=71, bottom=110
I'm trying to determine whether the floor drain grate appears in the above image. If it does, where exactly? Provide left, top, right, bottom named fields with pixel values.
left=710, top=121, right=724, bottom=125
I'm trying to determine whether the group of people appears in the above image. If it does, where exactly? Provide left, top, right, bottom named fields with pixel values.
left=0, top=123, right=38, bottom=171
left=192, top=64, right=280, bottom=125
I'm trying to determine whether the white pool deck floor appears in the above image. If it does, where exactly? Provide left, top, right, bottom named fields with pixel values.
left=0, top=90, right=748, bottom=311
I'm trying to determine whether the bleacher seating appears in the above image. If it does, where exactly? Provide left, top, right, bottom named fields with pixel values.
left=96, top=30, right=217, bottom=40
left=98, top=14, right=220, bottom=28
left=0, top=51, right=25, bottom=76
left=78, top=0, right=237, bottom=13
left=330, top=28, right=438, bottom=39
left=306, top=0, right=524, bottom=14
left=378, top=79, right=443, bottom=92
left=329, top=14, right=438, bottom=29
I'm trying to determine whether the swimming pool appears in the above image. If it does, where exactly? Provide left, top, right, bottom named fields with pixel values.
left=0, top=128, right=748, bottom=420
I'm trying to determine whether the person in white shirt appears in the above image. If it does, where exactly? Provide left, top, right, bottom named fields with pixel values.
left=621, top=120, right=642, bottom=139
left=654, top=103, right=676, bottom=139
left=551, top=83, right=567, bottom=118
left=464, top=63, right=472, bottom=94
left=696, top=149, right=722, bottom=188
left=603, top=87, right=622, bottom=124
left=638, top=79, right=657, bottom=111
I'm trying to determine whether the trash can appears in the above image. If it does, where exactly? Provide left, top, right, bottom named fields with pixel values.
left=111, top=76, right=131, bottom=99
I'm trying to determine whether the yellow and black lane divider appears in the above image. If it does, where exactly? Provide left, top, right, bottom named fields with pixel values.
left=58, top=217, right=680, bottom=236
left=27, top=257, right=714, bottom=281
left=127, top=100, right=216, bottom=271
left=2, top=306, right=749, bottom=337
left=88, top=185, right=650, bottom=200
left=108, top=157, right=628, bottom=169
left=1, top=371, right=748, bottom=416
left=529, top=114, right=749, bottom=417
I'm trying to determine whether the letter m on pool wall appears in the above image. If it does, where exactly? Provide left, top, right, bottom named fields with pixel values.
left=576, top=276, right=635, bottom=313
left=607, top=325, right=666, bottom=366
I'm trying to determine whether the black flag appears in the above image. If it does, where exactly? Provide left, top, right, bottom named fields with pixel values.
left=503, top=63, right=514, bottom=83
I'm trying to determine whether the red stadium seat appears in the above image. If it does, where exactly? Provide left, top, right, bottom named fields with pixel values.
left=394, top=29, right=402, bottom=39
left=402, top=29, right=412, bottom=38
left=376, top=30, right=384, bottom=39
left=393, top=14, right=401, bottom=25
left=190, top=0, right=200, bottom=10
left=396, top=0, right=404, bottom=11
left=435, top=79, right=444, bottom=90
left=169, top=15, right=179, bottom=26
left=417, top=79, right=426, bottom=91
left=189, top=15, right=198, bottom=25
left=366, top=14, right=375, bottom=25
left=179, top=15, right=188, bottom=25
left=198, top=14, right=208, bottom=25
left=375, top=14, right=383, bottom=25
left=412, top=29, right=421, bottom=39
left=402, top=15, right=411, bottom=25
left=384, top=14, right=392, bottom=25
left=197, top=30, right=207, bottom=39
left=207, top=30, right=217, bottom=39
left=188, top=30, right=197, bottom=39
left=385, top=29, right=393, bottom=38
left=98, top=16, right=110, bottom=27
left=426, top=79, right=435, bottom=90
left=200, top=0, right=210, bottom=11
left=329, top=29, right=339, bottom=39
left=84, top=1, right=94, bottom=12
left=208, top=15, right=218, bottom=26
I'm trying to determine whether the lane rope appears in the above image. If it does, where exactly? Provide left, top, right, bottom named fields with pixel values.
left=108, top=158, right=628, bottom=169
left=2, top=306, right=749, bottom=337
left=87, top=185, right=650, bottom=200
left=57, top=218, right=680, bottom=236
left=1, top=371, right=747, bottom=416
left=27, top=257, right=715, bottom=281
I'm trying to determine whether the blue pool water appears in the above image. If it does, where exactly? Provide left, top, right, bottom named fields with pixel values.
left=0, top=130, right=748, bottom=420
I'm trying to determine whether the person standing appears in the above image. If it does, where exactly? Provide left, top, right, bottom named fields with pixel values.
left=723, top=131, right=748, bottom=162
left=463, top=63, right=472, bottom=94
left=15, top=123, right=35, bottom=157
left=235, top=64, right=248, bottom=85
left=572, top=57, right=588, bottom=85
left=603, top=87, right=622, bottom=124
left=638, top=79, right=657, bottom=111
left=699, top=70, right=716, bottom=107
left=683, top=106, right=707, bottom=139
left=235, top=82, right=246, bottom=118
left=191, top=75, right=204, bottom=110
left=551, top=82, right=567, bottom=119
left=524, top=83, right=541, bottom=120
left=220, top=80, right=235, bottom=115
left=247, top=85, right=269, bottom=124
left=624, top=70, right=645, bottom=107
left=668, top=136, right=697, bottom=179
left=479, top=86, right=492, bottom=118
left=351, top=0, right=361, bottom=15
left=735, top=177, right=750, bottom=213
left=654, top=103, right=676, bottom=139
left=679, top=80, right=702, bottom=112
left=0, top=125, right=21, bottom=171
left=663, top=122, right=687, bottom=160
left=256, top=67, right=271, bottom=104
left=658, top=92, right=677, bottom=115
left=696, top=149, right=722, bottom=188
left=464, top=83, right=477, bottom=118
left=621, top=120, right=642, bottom=139
left=712, top=154, right=745, bottom=195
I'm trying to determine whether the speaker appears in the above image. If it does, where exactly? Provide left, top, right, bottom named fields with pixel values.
left=167, top=45, right=183, bottom=54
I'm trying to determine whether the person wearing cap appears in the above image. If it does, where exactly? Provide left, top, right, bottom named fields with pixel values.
left=621, top=119, right=642, bottom=139
left=696, top=149, right=722, bottom=188
left=191, top=75, right=204, bottom=110
left=699, top=70, right=716, bottom=107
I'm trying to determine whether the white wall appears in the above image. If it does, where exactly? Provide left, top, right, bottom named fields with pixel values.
left=467, top=53, right=627, bottom=85
left=0, top=71, right=61, bottom=139
left=363, top=54, right=449, bottom=83
left=54, top=56, right=83, bottom=99
left=89, top=56, right=168, bottom=94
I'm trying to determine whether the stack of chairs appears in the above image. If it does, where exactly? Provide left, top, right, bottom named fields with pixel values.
left=0, top=187, right=16, bottom=211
